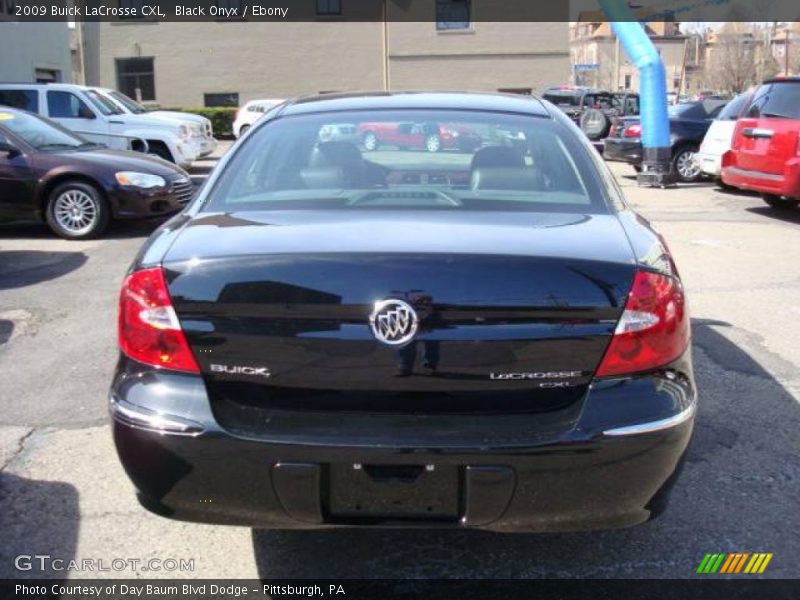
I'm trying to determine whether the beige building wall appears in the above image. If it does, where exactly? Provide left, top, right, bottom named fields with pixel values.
left=84, top=22, right=385, bottom=107
left=84, top=20, right=569, bottom=107
left=387, top=22, right=569, bottom=92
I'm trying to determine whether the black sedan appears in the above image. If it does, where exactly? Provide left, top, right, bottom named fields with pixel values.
left=604, top=99, right=727, bottom=182
left=111, top=92, right=695, bottom=532
left=0, top=107, right=193, bottom=239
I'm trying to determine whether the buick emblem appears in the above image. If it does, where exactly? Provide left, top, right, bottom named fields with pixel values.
left=369, top=299, right=419, bottom=346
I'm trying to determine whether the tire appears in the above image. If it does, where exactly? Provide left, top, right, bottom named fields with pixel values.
left=238, top=125, right=250, bottom=138
left=45, top=181, right=110, bottom=240
left=147, top=141, right=175, bottom=163
left=762, top=194, right=800, bottom=211
left=425, top=134, right=442, bottom=153
left=362, top=131, right=378, bottom=151
left=580, top=109, right=610, bottom=140
left=671, top=145, right=702, bottom=183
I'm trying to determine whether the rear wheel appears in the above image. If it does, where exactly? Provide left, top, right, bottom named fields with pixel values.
left=671, top=145, right=702, bottom=183
left=425, top=134, right=442, bottom=153
left=762, top=194, right=800, bottom=210
left=46, top=181, right=109, bottom=240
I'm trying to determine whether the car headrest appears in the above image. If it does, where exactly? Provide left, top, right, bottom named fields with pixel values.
left=300, top=167, right=345, bottom=189
left=471, top=167, right=543, bottom=191
left=470, top=145, right=526, bottom=171
left=309, top=141, right=364, bottom=168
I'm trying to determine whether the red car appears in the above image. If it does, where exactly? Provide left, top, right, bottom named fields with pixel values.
left=722, top=77, right=800, bottom=210
left=358, top=121, right=482, bottom=153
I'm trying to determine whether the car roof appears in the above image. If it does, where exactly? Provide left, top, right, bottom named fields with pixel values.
left=247, top=98, right=284, bottom=105
left=762, top=76, right=800, bottom=84
left=277, top=91, right=551, bottom=118
left=0, top=83, right=82, bottom=90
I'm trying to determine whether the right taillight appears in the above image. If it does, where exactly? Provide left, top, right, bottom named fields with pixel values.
left=118, top=267, right=200, bottom=374
left=596, top=270, right=689, bottom=378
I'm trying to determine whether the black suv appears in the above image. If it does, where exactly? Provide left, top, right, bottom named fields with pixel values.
left=542, top=86, right=640, bottom=142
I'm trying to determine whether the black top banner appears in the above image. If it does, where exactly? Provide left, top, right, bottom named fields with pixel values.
left=1, top=0, right=799, bottom=23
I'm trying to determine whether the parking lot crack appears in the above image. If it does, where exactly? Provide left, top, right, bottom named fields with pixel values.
left=0, top=427, right=35, bottom=472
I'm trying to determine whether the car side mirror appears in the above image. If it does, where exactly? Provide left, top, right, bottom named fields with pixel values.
left=0, top=140, right=20, bottom=158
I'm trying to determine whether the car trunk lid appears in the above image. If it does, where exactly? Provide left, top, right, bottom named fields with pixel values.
left=163, top=211, right=636, bottom=421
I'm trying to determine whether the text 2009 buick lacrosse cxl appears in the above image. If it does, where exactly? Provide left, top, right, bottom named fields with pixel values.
left=110, top=92, right=695, bottom=532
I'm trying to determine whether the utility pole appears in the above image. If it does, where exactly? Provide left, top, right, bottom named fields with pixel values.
left=785, top=28, right=791, bottom=76
left=382, top=0, right=390, bottom=91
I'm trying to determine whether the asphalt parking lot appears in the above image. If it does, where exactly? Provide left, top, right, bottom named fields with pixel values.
left=1, top=143, right=798, bottom=579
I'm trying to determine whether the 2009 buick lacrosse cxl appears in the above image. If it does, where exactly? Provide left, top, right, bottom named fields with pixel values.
left=110, top=92, right=695, bottom=532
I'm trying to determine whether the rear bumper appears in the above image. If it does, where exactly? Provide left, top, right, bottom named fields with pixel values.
left=603, top=138, right=643, bottom=164
left=722, top=160, right=800, bottom=199
left=693, top=151, right=722, bottom=177
left=110, top=354, right=696, bottom=532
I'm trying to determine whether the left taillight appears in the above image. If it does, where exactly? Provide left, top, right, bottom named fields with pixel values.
left=118, top=267, right=200, bottom=373
left=624, top=123, right=642, bottom=138
left=595, top=270, right=689, bottom=378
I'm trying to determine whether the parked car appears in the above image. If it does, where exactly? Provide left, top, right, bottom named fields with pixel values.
left=358, top=121, right=482, bottom=152
left=0, top=83, right=201, bottom=168
left=0, top=107, right=192, bottom=239
left=111, top=92, right=694, bottom=533
left=89, top=86, right=217, bottom=158
left=542, top=86, right=640, bottom=142
left=233, top=99, right=284, bottom=138
left=722, top=77, right=800, bottom=210
left=318, top=122, right=359, bottom=144
left=693, top=91, right=753, bottom=183
left=604, top=99, right=727, bottom=182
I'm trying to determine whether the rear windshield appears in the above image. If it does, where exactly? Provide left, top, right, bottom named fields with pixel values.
left=744, top=82, right=800, bottom=120
left=668, top=100, right=725, bottom=119
left=203, top=109, right=609, bottom=214
left=542, top=93, right=581, bottom=107
left=717, top=92, right=749, bottom=120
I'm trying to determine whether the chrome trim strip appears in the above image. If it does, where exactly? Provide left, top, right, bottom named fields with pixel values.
left=724, top=166, right=783, bottom=182
left=602, top=401, right=696, bottom=437
left=109, top=395, right=205, bottom=436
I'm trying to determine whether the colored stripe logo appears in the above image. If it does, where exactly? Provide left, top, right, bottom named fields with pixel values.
left=697, top=553, right=773, bottom=574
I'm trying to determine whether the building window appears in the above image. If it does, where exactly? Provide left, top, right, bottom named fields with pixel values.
left=316, top=0, right=341, bottom=16
left=436, top=0, right=471, bottom=30
left=215, top=0, right=242, bottom=13
left=116, top=57, right=155, bottom=102
left=35, top=69, right=61, bottom=83
left=624, top=74, right=632, bottom=89
left=204, top=92, right=239, bottom=107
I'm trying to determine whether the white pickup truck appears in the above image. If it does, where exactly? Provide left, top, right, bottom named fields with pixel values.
left=88, top=86, right=217, bottom=158
left=0, top=83, right=210, bottom=168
